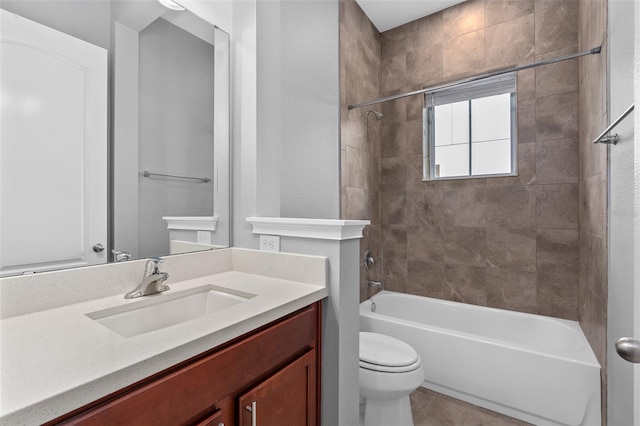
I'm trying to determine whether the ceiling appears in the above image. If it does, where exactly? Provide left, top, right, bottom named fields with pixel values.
left=355, top=0, right=467, bottom=33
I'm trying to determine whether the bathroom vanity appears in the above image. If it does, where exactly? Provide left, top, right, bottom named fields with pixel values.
left=49, top=302, right=321, bottom=425
left=0, top=248, right=327, bottom=425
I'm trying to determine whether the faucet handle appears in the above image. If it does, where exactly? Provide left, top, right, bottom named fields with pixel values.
left=145, top=257, right=163, bottom=274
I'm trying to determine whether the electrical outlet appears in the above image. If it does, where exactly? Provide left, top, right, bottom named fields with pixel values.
left=259, top=235, right=280, bottom=252
left=197, top=231, right=211, bottom=245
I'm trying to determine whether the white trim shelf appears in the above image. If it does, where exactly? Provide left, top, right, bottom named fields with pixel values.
left=246, top=217, right=370, bottom=241
left=163, top=216, right=218, bottom=232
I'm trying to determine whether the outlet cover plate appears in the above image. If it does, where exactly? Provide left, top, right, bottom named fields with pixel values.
left=259, top=235, right=280, bottom=252
left=197, top=231, right=212, bottom=245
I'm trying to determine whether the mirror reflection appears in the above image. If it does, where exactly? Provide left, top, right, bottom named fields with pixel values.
left=0, top=0, right=230, bottom=277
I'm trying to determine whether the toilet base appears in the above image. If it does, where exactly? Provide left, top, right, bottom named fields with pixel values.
left=363, top=395, right=414, bottom=426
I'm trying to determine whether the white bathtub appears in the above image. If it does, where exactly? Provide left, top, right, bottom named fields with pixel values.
left=359, top=291, right=601, bottom=426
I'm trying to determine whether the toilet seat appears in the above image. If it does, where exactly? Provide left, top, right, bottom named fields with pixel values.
left=359, top=358, right=421, bottom=373
left=359, top=332, right=421, bottom=373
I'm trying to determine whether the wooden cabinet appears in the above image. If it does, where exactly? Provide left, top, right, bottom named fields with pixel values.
left=47, top=302, right=321, bottom=426
left=239, top=350, right=316, bottom=426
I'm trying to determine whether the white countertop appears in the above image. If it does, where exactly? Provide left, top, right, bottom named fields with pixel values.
left=0, top=249, right=327, bottom=425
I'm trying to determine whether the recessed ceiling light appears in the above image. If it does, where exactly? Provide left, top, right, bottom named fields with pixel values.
left=158, top=0, right=185, bottom=11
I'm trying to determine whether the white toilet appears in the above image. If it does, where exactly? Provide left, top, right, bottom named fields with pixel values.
left=359, top=332, right=424, bottom=426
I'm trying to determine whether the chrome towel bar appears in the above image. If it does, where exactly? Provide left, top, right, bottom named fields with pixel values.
left=593, top=103, right=634, bottom=145
left=142, top=170, right=211, bottom=183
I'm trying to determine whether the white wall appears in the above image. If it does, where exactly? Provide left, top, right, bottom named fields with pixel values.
left=607, top=0, right=637, bottom=424
left=231, top=0, right=259, bottom=249
left=233, top=0, right=341, bottom=248
left=635, top=3, right=640, bottom=421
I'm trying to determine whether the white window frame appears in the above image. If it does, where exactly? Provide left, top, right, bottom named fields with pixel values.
left=423, top=72, right=518, bottom=181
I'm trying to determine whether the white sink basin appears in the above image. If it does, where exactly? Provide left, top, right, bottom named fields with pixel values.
left=86, top=285, right=255, bottom=338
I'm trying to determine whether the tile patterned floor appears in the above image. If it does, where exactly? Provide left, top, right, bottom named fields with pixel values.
left=410, top=388, right=532, bottom=426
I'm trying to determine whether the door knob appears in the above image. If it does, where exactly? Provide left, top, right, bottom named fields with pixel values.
left=615, top=337, right=640, bottom=363
left=93, top=243, right=105, bottom=253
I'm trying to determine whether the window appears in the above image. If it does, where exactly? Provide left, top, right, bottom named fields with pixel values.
left=423, top=73, right=517, bottom=180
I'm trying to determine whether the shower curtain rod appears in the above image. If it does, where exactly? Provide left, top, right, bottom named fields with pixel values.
left=347, top=46, right=602, bottom=110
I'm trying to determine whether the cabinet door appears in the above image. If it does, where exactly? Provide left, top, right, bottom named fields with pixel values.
left=239, top=350, right=317, bottom=426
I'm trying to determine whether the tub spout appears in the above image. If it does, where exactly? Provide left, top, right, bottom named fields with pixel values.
left=366, top=280, right=383, bottom=290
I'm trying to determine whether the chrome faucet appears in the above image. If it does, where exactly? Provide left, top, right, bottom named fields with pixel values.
left=366, top=280, right=383, bottom=290
left=124, top=257, right=170, bottom=299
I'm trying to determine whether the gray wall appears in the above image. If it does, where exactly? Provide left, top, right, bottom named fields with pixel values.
left=607, top=0, right=635, bottom=423
left=138, top=18, right=214, bottom=257
left=234, top=0, right=341, bottom=248
left=277, top=0, right=341, bottom=219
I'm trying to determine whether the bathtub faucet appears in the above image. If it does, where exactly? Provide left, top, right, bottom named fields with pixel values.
left=367, top=280, right=384, bottom=290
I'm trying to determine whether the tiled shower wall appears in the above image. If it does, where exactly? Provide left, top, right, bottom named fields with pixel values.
left=375, top=0, right=582, bottom=320
left=578, top=0, right=607, bottom=420
left=341, top=0, right=591, bottom=320
left=341, top=0, right=608, bottom=418
left=339, top=0, right=384, bottom=300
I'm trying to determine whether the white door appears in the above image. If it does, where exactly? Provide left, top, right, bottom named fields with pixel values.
left=0, top=9, right=107, bottom=276
left=607, top=0, right=638, bottom=424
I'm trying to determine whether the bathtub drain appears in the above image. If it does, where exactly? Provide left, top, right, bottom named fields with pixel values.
left=371, top=302, right=376, bottom=312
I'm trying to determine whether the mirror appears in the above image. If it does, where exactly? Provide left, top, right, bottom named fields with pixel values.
left=0, top=0, right=230, bottom=277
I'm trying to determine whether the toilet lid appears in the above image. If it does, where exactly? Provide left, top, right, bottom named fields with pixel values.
left=359, top=332, right=419, bottom=368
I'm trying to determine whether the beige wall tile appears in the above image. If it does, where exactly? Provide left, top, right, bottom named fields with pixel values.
left=443, top=30, right=486, bottom=77
left=517, top=99, right=537, bottom=143
left=382, top=255, right=408, bottom=293
left=486, top=185, right=537, bottom=228
left=407, top=45, right=444, bottom=87
left=534, top=1, right=578, bottom=54
left=381, top=157, right=408, bottom=190
left=344, top=145, right=368, bottom=188
left=381, top=190, right=407, bottom=224
left=486, top=227, right=537, bottom=271
left=535, top=92, right=578, bottom=141
left=485, top=14, right=535, bottom=67
left=407, top=13, right=443, bottom=51
left=344, top=186, right=368, bottom=220
left=381, top=122, right=407, bottom=157
left=407, top=224, right=445, bottom=263
left=485, top=0, right=534, bottom=27
left=381, top=53, right=407, bottom=94
left=443, top=0, right=486, bottom=39
left=536, top=47, right=579, bottom=98
left=444, top=264, right=487, bottom=305
left=407, top=260, right=445, bottom=297
left=442, top=186, right=487, bottom=227
left=536, top=271, right=578, bottom=319
left=406, top=88, right=424, bottom=121
left=444, top=226, right=487, bottom=267
left=486, top=268, right=537, bottom=313
left=537, top=228, right=580, bottom=275
left=536, top=138, right=579, bottom=184
left=381, top=25, right=407, bottom=58
left=405, top=119, right=424, bottom=156
left=536, top=183, right=579, bottom=229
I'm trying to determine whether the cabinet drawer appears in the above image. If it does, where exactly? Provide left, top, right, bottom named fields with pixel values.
left=56, top=303, right=319, bottom=425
